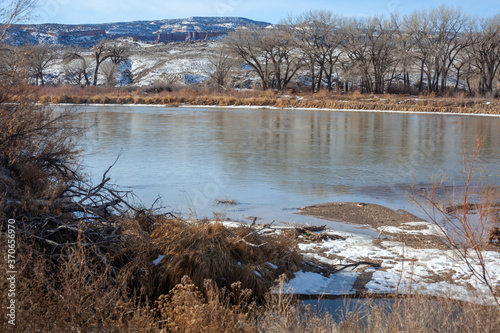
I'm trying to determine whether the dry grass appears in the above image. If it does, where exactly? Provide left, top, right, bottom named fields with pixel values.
left=36, top=86, right=500, bottom=115
left=2, top=71, right=500, bottom=331
left=339, top=295, right=500, bottom=333
left=215, top=197, right=237, bottom=205
left=154, top=276, right=257, bottom=333
left=0, top=236, right=157, bottom=332
left=412, top=140, right=500, bottom=306
left=150, top=220, right=301, bottom=299
left=2, top=215, right=500, bottom=332
left=0, top=215, right=302, bottom=332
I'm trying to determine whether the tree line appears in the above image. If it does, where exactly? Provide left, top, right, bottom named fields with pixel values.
left=1, top=5, right=499, bottom=97
left=0, top=40, right=129, bottom=87
left=224, top=6, right=500, bottom=96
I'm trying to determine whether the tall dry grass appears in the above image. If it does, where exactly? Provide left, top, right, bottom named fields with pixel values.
left=339, top=295, right=500, bottom=333
left=36, top=85, right=500, bottom=115
left=150, top=220, right=301, bottom=299
left=2, top=208, right=499, bottom=332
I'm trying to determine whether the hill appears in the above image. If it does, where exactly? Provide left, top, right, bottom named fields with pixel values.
left=5, top=17, right=271, bottom=47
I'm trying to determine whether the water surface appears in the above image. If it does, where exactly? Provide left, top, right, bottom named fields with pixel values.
left=69, top=105, right=500, bottom=227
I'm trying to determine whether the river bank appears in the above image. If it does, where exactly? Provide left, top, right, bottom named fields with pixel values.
left=38, top=88, right=500, bottom=115
left=70, top=104, right=500, bottom=304
left=269, top=201, right=500, bottom=305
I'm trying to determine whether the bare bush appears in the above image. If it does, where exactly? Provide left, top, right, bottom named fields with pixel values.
left=412, top=140, right=500, bottom=306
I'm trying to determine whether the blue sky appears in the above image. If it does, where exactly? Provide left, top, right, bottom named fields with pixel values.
left=33, top=0, right=500, bottom=24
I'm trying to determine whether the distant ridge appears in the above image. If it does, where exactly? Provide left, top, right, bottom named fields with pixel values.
left=6, top=17, right=271, bottom=47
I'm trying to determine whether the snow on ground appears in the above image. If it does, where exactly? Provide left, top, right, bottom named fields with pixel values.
left=167, top=217, right=500, bottom=304
left=378, top=221, right=445, bottom=236
left=130, top=53, right=212, bottom=86
left=284, top=222, right=500, bottom=305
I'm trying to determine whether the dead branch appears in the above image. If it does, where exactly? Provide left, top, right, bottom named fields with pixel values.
left=301, top=258, right=380, bottom=277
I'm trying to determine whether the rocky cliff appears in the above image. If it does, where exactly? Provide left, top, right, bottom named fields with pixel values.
left=6, top=17, right=270, bottom=47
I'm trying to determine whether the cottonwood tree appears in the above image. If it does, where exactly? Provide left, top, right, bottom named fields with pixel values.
left=225, top=28, right=270, bottom=90
left=342, top=16, right=399, bottom=94
left=403, top=11, right=430, bottom=93
left=289, top=10, right=330, bottom=92
left=321, top=17, right=347, bottom=92
left=289, top=10, right=345, bottom=92
left=465, top=15, right=500, bottom=95
left=226, top=25, right=304, bottom=91
left=99, top=61, right=118, bottom=87
left=25, top=43, right=56, bottom=86
left=433, top=7, right=471, bottom=93
left=342, top=18, right=370, bottom=92
left=64, top=48, right=91, bottom=86
left=392, top=14, right=415, bottom=93
left=91, top=41, right=127, bottom=86
left=64, top=41, right=128, bottom=86
left=406, top=7, right=470, bottom=94
left=209, top=45, right=236, bottom=90
left=265, top=25, right=304, bottom=91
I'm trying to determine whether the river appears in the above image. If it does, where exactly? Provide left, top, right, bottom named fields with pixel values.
left=67, top=105, right=500, bottom=228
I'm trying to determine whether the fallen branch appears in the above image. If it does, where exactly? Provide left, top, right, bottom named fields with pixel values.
left=301, top=258, right=380, bottom=277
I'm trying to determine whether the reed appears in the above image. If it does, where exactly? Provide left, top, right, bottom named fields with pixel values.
left=36, top=86, right=500, bottom=114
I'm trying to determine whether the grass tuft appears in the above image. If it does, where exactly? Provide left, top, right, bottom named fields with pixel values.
left=151, top=220, right=301, bottom=299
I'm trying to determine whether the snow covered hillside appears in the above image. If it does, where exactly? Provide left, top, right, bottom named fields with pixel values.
left=40, top=39, right=255, bottom=87
left=6, top=17, right=271, bottom=47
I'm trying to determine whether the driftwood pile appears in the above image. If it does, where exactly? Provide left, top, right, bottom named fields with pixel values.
left=4, top=166, right=139, bottom=266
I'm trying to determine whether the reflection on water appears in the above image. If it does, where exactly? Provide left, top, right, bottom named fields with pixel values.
left=69, top=105, right=500, bottom=224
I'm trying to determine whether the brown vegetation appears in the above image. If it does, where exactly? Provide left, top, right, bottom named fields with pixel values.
left=36, top=86, right=500, bottom=114
left=0, top=24, right=304, bottom=331
left=2, top=60, right=500, bottom=333
left=2, top=5, right=500, bottom=329
left=150, top=219, right=301, bottom=299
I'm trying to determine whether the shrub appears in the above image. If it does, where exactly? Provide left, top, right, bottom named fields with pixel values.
left=151, top=220, right=301, bottom=299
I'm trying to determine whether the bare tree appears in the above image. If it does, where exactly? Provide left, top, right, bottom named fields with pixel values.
left=226, top=25, right=304, bottom=91
left=406, top=7, right=469, bottom=94
left=465, top=15, right=500, bottom=95
left=0, top=0, right=37, bottom=44
left=63, top=41, right=127, bottom=86
left=209, top=45, right=235, bottom=90
left=64, top=49, right=91, bottom=86
left=24, top=43, right=56, bottom=85
left=91, top=41, right=127, bottom=86
left=289, top=10, right=345, bottom=92
left=265, top=25, right=304, bottom=91
left=392, top=14, right=415, bottom=93
left=226, top=27, right=272, bottom=90
left=342, top=16, right=399, bottom=94
left=99, top=61, right=118, bottom=87
left=0, top=47, right=25, bottom=89
left=322, top=17, right=347, bottom=92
